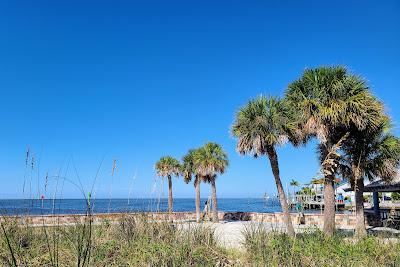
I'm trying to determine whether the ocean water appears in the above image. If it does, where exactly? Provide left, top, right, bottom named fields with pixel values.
left=0, top=198, right=282, bottom=215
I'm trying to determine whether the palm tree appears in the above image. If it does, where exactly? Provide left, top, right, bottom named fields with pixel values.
left=182, top=149, right=203, bottom=222
left=290, top=179, right=300, bottom=198
left=339, top=118, right=400, bottom=237
left=290, top=179, right=299, bottom=187
left=155, top=156, right=181, bottom=213
left=285, top=66, right=383, bottom=235
left=232, top=96, right=297, bottom=236
left=193, top=143, right=228, bottom=222
left=299, top=187, right=315, bottom=197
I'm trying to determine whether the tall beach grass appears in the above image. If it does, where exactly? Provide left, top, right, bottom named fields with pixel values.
left=242, top=223, right=400, bottom=267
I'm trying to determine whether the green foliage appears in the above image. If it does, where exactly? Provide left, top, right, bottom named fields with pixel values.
left=392, top=192, right=400, bottom=201
left=231, top=95, right=299, bottom=157
left=155, top=156, right=181, bottom=178
left=0, top=216, right=232, bottom=266
left=180, top=143, right=229, bottom=185
left=285, top=66, right=384, bottom=181
left=339, top=118, right=400, bottom=184
left=285, top=66, right=382, bottom=137
left=232, top=95, right=296, bottom=235
left=285, top=66, right=389, bottom=235
left=290, top=179, right=299, bottom=187
left=243, top=225, right=400, bottom=267
left=2, top=216, right=400, bottom=266
left=97, top=215, right=228, bottom=266
left=192, top=142, right=229, bottom=182
left=297, top=187, right=315, bottom=196
left=181, top=149, right=198, bottom=184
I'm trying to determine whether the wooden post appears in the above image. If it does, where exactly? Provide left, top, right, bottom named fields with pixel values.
left=373, top=192, right=380, bottom=217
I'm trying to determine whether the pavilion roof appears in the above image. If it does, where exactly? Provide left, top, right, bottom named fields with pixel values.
left=344, top=173, right=400, bottom=193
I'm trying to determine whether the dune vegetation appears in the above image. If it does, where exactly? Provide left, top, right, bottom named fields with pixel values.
left=1, top=214, right=399, bottom=266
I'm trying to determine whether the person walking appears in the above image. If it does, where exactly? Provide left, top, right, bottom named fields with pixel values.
left=202, top=198, right=211, bottom=221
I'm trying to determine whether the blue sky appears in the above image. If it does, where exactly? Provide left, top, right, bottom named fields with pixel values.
left=0, top=0, right=399, bottom=199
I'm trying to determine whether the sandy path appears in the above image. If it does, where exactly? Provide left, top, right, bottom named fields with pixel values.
left=179, top=221, right=320, bottom=249
left=190, top=221, right=400, bottom=249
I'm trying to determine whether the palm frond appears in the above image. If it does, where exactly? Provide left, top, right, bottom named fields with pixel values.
left=192, top=142, right=229, bottom=182
left=155, top=156, right=181, bottom=178
left=338, top=117, right=400, bottom=184
left=231, top=95, right=300, bottom=157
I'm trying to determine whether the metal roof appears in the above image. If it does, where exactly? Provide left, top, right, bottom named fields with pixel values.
left=343, top=174, right=400, bottom=193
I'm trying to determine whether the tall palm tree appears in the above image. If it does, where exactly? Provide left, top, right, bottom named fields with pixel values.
left=232, top=96, right=297, bottom=237
left=193, top=143, right=228, bottom=222
left=182, top=149, right=203, bottom=222
left=290, top=179, right=299, bottom=187
left=339, top=119, right=400, bottom=237
left=290, top=179, right=300, bottom=200
left=155, top=156, right=181, bottom=213
left=285, top=66, right=383, bottom=235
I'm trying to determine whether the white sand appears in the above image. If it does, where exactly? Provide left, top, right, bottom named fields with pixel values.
left=181, top=221, right=400, bottom=249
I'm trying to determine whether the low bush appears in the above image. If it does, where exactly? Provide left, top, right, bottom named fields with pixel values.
left=242, top=224, right=400, bottom=267
left=0, top=215, right=232, bottom=266
left=1, top=217, right=400, bottom=266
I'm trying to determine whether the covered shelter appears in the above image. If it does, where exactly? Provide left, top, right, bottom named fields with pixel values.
left=363, top=177, right=400, bottom=217
left=344, top=175, right=400, bottom=217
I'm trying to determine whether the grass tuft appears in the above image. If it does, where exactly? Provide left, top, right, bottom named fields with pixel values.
left=242, top=223, right=400, bottom=267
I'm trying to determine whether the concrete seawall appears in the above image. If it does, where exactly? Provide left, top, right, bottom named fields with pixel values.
left=1, top=212, right=356, bottom=229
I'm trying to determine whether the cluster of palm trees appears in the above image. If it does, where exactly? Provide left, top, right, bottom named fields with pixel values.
left=232, top=66, right=400, bottom=237
left=155, top=142, right=228, bottom=223
left=156, top=66, right=400, bottom=238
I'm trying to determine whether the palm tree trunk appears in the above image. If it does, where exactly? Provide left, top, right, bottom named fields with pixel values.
left=195, top=178, right=201, bottom=223
left=323, top=175, right=335, bottom=235
left=354, top=172, right=367, bottom=237
left=266, top=147, right=295, bottom=237
left=320, top=142, right=337, bottom=236
left=168, top=175, right=173, bottom=213
left=211, top=179, right=218, bottom=222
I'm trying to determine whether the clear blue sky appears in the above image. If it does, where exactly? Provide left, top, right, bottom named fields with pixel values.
left=0, top=0, right=399, bottom=199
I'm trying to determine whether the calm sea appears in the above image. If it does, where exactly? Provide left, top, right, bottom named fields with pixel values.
left=0, top=198, right=282, bottom=215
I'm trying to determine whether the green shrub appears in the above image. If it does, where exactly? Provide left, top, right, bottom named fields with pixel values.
left=0, top=215, right=232, bottom=266
left=392, top=192, right=400, bottom=201
left=242, top=224, right=400, bottom=267
left=1, top=217, right=400, bottom=266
